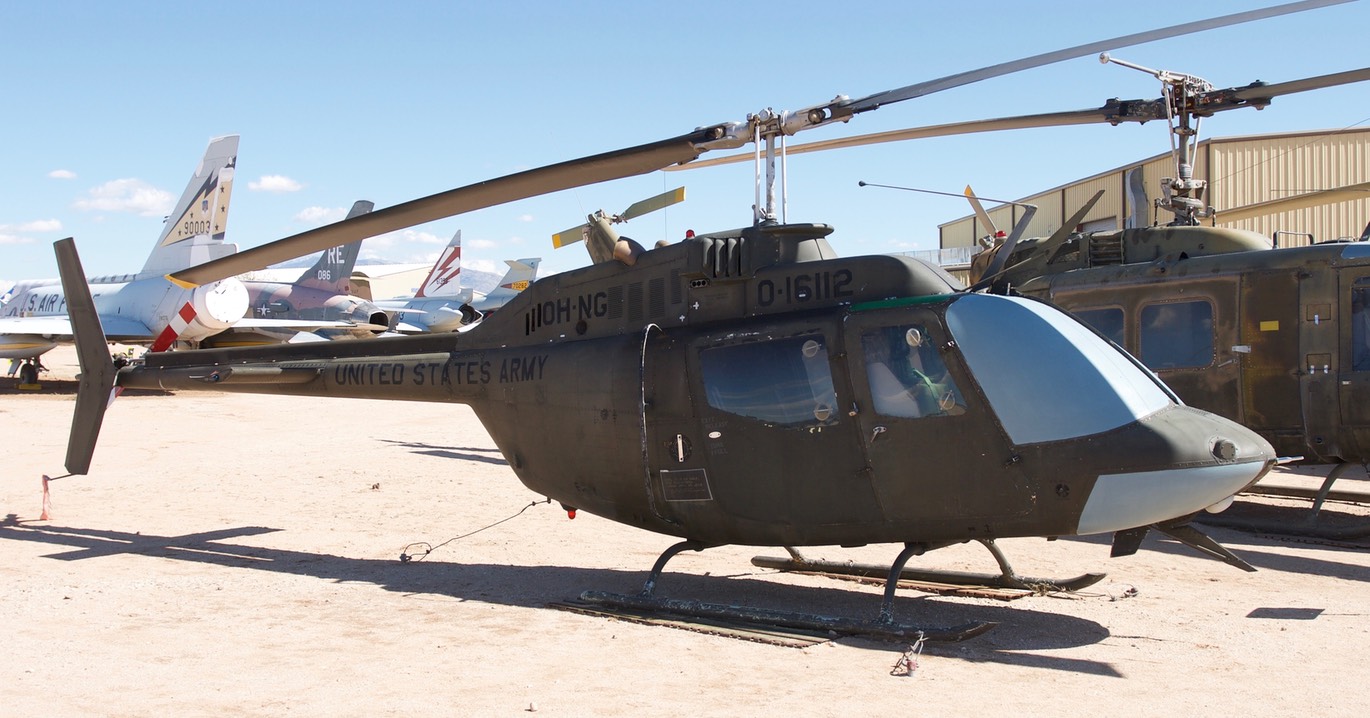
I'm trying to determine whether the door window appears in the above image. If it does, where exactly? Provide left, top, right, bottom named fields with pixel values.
left=1074, top=307, right=1125, bottom=346
left=1351, top=279, right=1370, bottom=371
left=699, top=335, right=838, bottom=427
left=1140, top=300, right=1214, bottom=369
left=860, top=324, right=964, bottom=419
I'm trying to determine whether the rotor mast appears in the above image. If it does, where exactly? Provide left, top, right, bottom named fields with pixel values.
left=1100, top=53, right=1218, bottom=225
left=699, top=98, right=853, bottom=225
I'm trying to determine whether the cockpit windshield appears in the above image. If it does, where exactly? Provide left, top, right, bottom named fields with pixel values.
left=946, top=294, right=1173, bottom=444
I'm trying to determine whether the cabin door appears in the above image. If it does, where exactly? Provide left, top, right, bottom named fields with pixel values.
left=643, top=321, right=881, bottom=538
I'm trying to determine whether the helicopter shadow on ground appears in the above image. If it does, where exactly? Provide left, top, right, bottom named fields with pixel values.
left=0, top=515, right=1118, bottom=674
left=1060, top=519, right=1370, bottom=584
left=374, top=438, right=509, bottom=465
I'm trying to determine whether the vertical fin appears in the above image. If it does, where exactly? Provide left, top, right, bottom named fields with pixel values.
left=415, top=230, right=463, bottom=298
left=295, top=200, right=374, bottom=292
left=477, top=258, right=541, bottom=307
left=55, top=238, right=116, bottom=475
left=142, top=135, right=240, bottom=275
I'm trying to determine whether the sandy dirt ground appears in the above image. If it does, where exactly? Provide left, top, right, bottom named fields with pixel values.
left=3, top=347, right=1369, bottom=717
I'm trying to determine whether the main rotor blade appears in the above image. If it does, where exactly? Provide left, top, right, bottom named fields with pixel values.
left=173, top=133, right=713, bottom=285
left=1229, top=66, right=1370, bottom=103
left=677, top=66, right=1370, bottom=171
left=839, top=0, right=1352, bottom=115
left=1217, top=181, right=1370, bottom=224
left=676, top=110, right=1111, bottom=170
left=621, top=186, right=686, bottom=221
left=997, top=190, right=1106, bottom=281
left=969, top=205, right=1038, bottom=293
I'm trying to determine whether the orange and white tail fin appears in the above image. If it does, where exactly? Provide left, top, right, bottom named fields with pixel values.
left=415, top=230, right=463, bottom=299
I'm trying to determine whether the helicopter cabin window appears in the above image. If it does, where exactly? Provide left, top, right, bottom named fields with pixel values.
left=860, top=325, right=964, bottom=419
left=1351, top=280, right=1370, bottom=371
left=1072, top=307, right=1124, bottom=346
left=1139, top=300, right=1214, bottom=370
left=698, top=335, right=838, bottom=427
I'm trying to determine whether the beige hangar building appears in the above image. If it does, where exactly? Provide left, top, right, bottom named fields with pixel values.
left=927, top=127, right=1370, bottom=280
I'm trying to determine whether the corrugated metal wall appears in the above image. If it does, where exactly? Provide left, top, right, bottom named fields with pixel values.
left=1210, top=132, right=1370, bottom=246
left=939, top=128, right=1370, bottom=250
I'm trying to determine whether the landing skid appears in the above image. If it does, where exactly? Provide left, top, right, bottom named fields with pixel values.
left=753, top=539, right=1106, bottom=595
left=1200, top=462, right=1370, bottom=541
left=578, top=540, right=996, bottom=643
left=578, top=589, right=994, bottom=643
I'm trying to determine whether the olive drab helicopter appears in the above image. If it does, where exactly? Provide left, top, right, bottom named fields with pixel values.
left=746, top=45, right=1370, bottom=537
left=51, top=3, right=1355, bottom=641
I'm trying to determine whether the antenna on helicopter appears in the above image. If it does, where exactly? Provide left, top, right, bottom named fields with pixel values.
left=858, top=181, right=1038, bottom=293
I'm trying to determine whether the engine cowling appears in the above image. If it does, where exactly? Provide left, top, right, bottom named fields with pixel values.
left=178, top=278, right=249, bottom=341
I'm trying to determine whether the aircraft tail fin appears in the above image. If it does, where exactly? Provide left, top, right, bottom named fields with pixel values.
left=295, top=201, right=374, bottom=292
left=141, top=135, right=240, bottom=276
left=482, top=258, right=541, bottom=305
left=415, top=230, right=463, bottom=298
left=55, top=238, right=117, bottom=475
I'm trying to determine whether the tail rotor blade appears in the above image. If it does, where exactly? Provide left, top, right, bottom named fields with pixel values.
left=968, top=205, right=1038, bottom=293
left=553, top=224, right=589, bottom=248
left=964, top=185, right=999, bottom=242
left=621, top=186, right=686, bottom=221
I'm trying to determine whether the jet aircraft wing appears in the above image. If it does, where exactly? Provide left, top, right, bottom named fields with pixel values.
left=0, top=314, right=155, bottom=342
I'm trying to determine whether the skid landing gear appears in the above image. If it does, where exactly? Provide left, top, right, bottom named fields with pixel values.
left=579, top=540, right=996, bottom=643
left=1199, top=462, right=1370, bottom=540
left=753, top=539, right=1106, bottom=596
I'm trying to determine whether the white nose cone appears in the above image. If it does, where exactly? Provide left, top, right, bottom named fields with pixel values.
left=1077, top=462, right=1265, bottom=535
left=193, top=278, right=249, bottom=330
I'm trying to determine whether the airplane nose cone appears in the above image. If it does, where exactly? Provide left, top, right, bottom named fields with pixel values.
left=1075, top=407, right=1276, bottom=535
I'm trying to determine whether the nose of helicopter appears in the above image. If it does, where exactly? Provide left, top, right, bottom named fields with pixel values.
left=1074, top=406, right=1277, bottom=535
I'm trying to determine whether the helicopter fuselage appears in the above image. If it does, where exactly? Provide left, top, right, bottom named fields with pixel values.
left=1020, top=233, right=1370, bottom=465
left=121, top=223, right=1276, bottom=549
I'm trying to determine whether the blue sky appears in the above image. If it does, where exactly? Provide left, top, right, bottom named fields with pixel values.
left=2, top=0, right=1366, bottom=283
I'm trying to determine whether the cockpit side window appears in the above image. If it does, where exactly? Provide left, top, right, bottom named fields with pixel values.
left=860, top=324, right=965, bottom=419
left=699, top=334, right=838, bottom=427
left=1139, top=300, right=1213, bottom=370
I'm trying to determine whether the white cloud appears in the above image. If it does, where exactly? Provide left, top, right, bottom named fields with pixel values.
left=0, top=232, right=34, bottom=245
left=465, top=259, right=498, bottom=273
left=367, top=228, right=446, bottom=250
left=72, top=179, right=173, bottom=217
left=249, top=174, right=304, bottom=193
left=517, top=214, right=534, bottom=223
left=294, top=206, right=347, bottom=224
left=18, top=219, right=62, bottom=232
left=408, top=230, right=448, bottom=246
left=48, top=169, right=76, bottom=180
